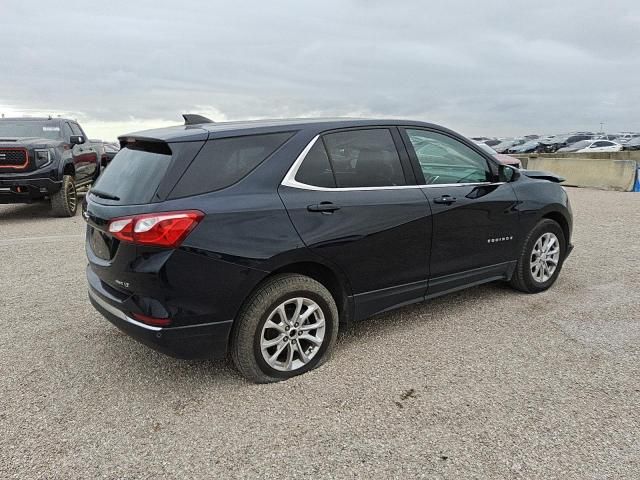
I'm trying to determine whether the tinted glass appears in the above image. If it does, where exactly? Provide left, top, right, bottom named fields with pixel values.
left=62, top=123, right=73, bottom=141
left=170, top=132, right=292, bottom=198
left=69, top=123, right=82, bottom=136
left=406, top=129, right=490, bottom=185
left=322, top=129, right=406, bottom=187
left=295, top=139, right=336, bottom=188
left=0, top=120, right=62, bottom=140
left=91, top=144, right=172, bottom=204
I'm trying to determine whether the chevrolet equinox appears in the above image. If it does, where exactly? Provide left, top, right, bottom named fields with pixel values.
left=84, top=116, right=573, bottom=383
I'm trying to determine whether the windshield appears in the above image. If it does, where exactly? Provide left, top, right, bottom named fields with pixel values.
left=0, top=120, right=63, bottom=140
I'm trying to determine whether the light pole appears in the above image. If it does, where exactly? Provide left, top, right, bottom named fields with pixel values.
left=600, top=122, right=604, bottom=134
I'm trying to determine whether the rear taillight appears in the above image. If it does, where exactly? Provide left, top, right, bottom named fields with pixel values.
left=108, top=210, right=204, bottom=248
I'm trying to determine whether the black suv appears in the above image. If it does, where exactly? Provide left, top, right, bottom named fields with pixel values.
left=0, top=117, right=100, bottom=216
left=84, top=117, right=573, bottom=383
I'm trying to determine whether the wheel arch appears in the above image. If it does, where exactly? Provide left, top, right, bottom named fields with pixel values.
left=269, top=261, right=352, bottom=326
left=61, top=161, right=75, bottom=177
left=238, top=260, right=353, bottom=328
left=542, top=210, right=570, bottom=248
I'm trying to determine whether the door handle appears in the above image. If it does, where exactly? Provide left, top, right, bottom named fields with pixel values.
left=307, top=202, right=341, bottom=213
left=433, top=195, right=457, bottom=205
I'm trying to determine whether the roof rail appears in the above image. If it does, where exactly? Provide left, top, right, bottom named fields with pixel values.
left=182, top=114, right=214, bottom=126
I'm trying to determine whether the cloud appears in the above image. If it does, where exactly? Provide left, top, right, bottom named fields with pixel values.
left=0, top=0, right=638, bottom=139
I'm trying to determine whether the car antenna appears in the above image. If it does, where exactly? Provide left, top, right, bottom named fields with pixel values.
left=183, top=114, right=214, bottom=125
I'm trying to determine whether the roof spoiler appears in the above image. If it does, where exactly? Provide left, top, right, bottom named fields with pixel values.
left=182, top=114, right=214, bottom=126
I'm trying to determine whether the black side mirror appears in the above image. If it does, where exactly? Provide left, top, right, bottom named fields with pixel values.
left=70, top=135, right=85, bottom=145
left=499, top=164, right=520, bottom=182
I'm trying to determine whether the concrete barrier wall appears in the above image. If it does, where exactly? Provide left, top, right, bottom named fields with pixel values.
left=522, top=151, right=640, bottom=161
left=514, top=151, right=640, bottom=169
left=524, top=157, right=638, bottom=191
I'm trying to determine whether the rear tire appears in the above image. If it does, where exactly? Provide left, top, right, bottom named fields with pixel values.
left=509, top=219, right=566, bottom=293
left=50, top=175, right=78, bottom=217
left=230, top=274, right=339, bottom=383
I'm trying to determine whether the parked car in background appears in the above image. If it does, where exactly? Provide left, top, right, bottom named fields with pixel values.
left=103, top=142, right=120, bottom=165
left=494, top=138, right=525, bottom=153
left=84, top=117, right=572, bottom=383
left=615, top=133, right=640, bottom=144
left=576, top=140, right=622, bottom=153
left=507, top=140, right=542, bottom=154
left=90, top=139, right=107, bottom=173
left=622, top=137, right=640, bottom=150
left=539, top=134, right=593, bottom=153
left=474, top=142, right=522, bottom=168
left=594, top=134, right=620, bottom=142
left=0, top=117, right=101, bottom=216
left=556, top=140, right=591, bottom=152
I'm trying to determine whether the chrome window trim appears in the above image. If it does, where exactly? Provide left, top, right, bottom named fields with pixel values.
left=88, top=288, right=162, bottom=332
left=281, top=135, right=503, bottom=192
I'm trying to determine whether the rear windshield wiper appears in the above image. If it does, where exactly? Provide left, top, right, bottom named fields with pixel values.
left=90, top=189, right=120, bottom=201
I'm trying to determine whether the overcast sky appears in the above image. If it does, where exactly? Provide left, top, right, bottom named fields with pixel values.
left=1, top=0, right=638, bottom=140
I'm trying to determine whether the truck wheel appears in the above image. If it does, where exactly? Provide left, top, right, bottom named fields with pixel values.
left=50, top=175, right=78, bottom=217
left=230, top=274, right=339, bottom=383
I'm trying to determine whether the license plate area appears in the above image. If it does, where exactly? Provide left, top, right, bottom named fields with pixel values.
left=89, top=226, right=115, bottom=261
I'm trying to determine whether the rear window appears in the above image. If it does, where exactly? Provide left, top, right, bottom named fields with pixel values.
left=169, top=132, right=293, bottom=198
left=91, top=142, right=172, bottom=204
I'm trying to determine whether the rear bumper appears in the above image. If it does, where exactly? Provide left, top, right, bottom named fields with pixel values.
left=0, top=176, right=61, bottom=203
left=88, top=287, right=233, bottom=360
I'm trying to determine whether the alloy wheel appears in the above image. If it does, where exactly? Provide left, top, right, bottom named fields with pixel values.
left=67, top=181, right=77, bottom=212
left=260, top=297, right=326, bottom=372
left=530, top=232, right=560, bottom=283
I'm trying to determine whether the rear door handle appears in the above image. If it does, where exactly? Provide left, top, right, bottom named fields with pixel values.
left=307, top=202, right=341, bottom=213
left=433, top=195, right=457, bottom=205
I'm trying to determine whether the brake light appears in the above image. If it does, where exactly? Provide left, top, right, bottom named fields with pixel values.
left=108, top=210, right=204, bottom=248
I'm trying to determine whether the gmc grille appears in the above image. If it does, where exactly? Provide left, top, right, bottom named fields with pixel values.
left=0, top=149, right=29, bottom=169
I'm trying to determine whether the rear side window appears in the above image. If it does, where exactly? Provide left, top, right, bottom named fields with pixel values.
left=294, top=140, right=336, bottom=188
left=170, top=132, right=293, bottom=198
left=91, top=142, right=172, bottom=204
left=322, top=129, right=406, bottom=187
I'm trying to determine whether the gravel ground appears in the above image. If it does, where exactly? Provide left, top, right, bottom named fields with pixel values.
left=1, top=188, right=639, bottom=479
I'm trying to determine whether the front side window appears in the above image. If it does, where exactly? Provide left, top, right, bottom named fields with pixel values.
left=322, top=129, right=406, bottom=187
left=69, top=123, right=83, bottom=136
left=62, top=123, right=73, bottom=141
left=405, top=129, right=491, bottom=185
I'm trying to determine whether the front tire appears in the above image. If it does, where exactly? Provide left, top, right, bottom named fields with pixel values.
left=230, top=274, right=339, bottom=383
left=510, top=219, right=566, bottom=293
left=50, top=175, right=78, bottom=217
